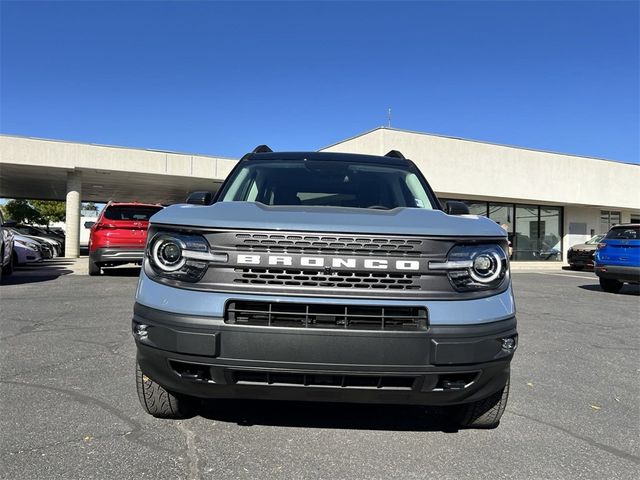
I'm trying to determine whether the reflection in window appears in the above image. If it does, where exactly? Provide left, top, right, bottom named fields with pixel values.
left=466, top=202, right=488, bottom=217
left=514, top=205, right=539, bottom=261
left=600, top=210, right=621, bottom=233
left=539, top=207, right=561, bottom=261
left=489, top=203, right=514, bottom=232
left=439, top=199, right=563, bottom=261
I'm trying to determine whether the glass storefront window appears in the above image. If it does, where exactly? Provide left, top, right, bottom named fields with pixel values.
left=600, top=210, right=621, bottom=233
left=466, top=202, right=488, bottom=217
left=439, top=198, right=563, bottom=261
left=488, top=203, right=514, bottom=232
left=539, top=207, right=562, bottom=261
left=513, top=205, right=539, bottom=261
left=489, top=203, right=515, bottom=259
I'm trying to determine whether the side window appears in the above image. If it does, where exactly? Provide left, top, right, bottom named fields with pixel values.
left=222, top=168, right=251, bottom=201
left=245, top=180, right=259, bottom=202
left=404, top=173, right=432, bottom=209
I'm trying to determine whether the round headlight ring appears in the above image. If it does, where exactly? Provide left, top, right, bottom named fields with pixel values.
left=469, top=250, right=503, bottom=284
left=151, top=235, right=186, bottom=272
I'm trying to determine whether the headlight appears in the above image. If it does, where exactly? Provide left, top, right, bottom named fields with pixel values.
left=430, top=244, right=508, bottom=291
left=151, top=236, right=187, bottom=272
left=15, top=239, right=37, bottom=251
left=147, top=232, right=228, bottom=282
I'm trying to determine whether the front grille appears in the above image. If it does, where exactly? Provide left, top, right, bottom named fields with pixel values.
left=234, top=232, right=423, bottom=256
left=232, top=370, right=416, bottom=390
left=233, top=268, right=421, bottom=290
left=225, top=301, right=428, bottom=331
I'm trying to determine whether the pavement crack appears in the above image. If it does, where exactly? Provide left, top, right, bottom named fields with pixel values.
left=509, top=410, right=640, bottom=465
left=4, top=430, right=135, bottom=456
left=176, top=421, right=203, bottom=480
left=73, top=336, right=130, bottom=355
left=0, top=380, right=177, bottom=455
left=1, top=353, right=109, bottom=380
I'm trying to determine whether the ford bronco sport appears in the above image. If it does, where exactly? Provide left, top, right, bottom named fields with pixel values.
left=133, top=147, right=517, bottom=428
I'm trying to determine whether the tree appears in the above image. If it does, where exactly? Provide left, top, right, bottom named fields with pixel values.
left=1, top=199, right=43, bottom=224
left=30, top=200, right=66, bottom=226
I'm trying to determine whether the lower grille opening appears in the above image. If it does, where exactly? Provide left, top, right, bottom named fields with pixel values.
left=232, top=371, right=416, bottom=390
left=435, top=372, right=479, bottom=391
left=170, top=360, right=213, bottom=383
left=226, top=301, right=428, bottom=331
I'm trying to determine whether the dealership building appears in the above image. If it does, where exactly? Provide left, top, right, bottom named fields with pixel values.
left=1, top=127, right=638, bottom=261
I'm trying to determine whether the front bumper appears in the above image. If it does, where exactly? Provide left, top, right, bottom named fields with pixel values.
left=567, top=251, right=595, bottom=267
left=595, top=265, right=640, bottom=283
left=134, top=301, right=517, bottom=406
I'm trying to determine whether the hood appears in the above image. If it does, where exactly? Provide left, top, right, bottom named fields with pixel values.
left=13, top=234, right=40, bottom=248
left=570, top=243, right=597, bottom=250
left=24, top=235, right=57, bottom=246
left=150, top=202, right=506, bottom=237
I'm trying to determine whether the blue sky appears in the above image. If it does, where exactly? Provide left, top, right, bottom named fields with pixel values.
left=1, top=0, right=638, bottom=163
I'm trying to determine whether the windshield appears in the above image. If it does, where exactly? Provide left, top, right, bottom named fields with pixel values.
left=15, top=225, right=45, bottom=236
left=218, top=160, right=436, bottom=210
left=585, top=235, right=604, bottom=245
left=103, top=206, right=163, bottom=221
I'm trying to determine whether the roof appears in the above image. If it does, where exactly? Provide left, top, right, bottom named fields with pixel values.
left=104, top=202, right=164, bottom=207
left=245, top=151, right=410, bottom=165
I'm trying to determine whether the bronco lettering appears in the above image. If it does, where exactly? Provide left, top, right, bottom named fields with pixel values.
left=235, top=254, right=421, bottom=271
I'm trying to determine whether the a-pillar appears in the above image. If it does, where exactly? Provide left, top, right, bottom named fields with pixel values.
left=64, top=171, right=82, bottom=258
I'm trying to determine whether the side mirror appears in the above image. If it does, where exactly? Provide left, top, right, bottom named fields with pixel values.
left=186, top=191, right=214, bottom=205
left=445, top=201, right=469, bottom=215
left=84, top=221, right=95, bottom=229
left=2, top=220, right=17, bottom=227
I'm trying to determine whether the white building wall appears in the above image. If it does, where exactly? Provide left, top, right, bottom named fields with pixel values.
left=323, top=127, right=640, bottom=263
left=323, top=128, right=640, bottom=211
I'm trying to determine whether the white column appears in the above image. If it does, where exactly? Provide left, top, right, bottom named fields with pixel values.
left=64, top=171, right=82, bottom=258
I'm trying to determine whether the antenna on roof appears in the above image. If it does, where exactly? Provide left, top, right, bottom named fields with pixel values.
left=387, top=107, right=391, bottom=128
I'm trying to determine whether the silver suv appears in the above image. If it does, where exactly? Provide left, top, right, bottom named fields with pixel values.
left=132, top=148, right=517, bottom=429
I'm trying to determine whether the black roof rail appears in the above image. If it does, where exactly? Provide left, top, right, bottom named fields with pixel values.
left=252, top=145, right=273, bottom=153
left=239, top=144, right=274, bottom=161
left=384, top=150, right=405, bottom=159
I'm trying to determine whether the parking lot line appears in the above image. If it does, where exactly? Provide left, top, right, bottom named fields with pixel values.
left=531, top=272, right=596, bottom=280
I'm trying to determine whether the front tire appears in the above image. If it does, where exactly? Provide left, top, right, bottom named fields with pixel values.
left=136, top=360, right=195, bottom=419
left=570, top=264, right=583, bottom=271
left=2, top=251, right=15, bottom=276
left=599, top=277, right=623, bottom=293
left=453, top=376, right=510, bottom=429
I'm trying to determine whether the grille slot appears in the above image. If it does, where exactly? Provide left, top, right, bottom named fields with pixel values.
left=234, top=233, right=423, bottom=256
left=233, top=268, right=421, bottom=290
left=232, top=370, right=416, bottom=390
left=225, top=301, right=428, bottom=331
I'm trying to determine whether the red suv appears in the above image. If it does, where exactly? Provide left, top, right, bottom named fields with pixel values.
left=88, top=202, right=164, bottom=276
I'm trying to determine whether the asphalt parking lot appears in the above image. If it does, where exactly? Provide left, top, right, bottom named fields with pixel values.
left=1, top=262, right=638, bottom=480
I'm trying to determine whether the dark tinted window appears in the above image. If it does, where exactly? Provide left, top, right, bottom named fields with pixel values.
left=219, top=160, right=435, bottom=209
left=103, top=206, right=163, bottom=221
left=605, top=227, right=639, bottom=240
left=15, top=225, right=45, bottom=236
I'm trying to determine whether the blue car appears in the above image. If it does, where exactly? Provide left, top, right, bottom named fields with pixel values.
left=595, top=224, right=640, bottom=293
